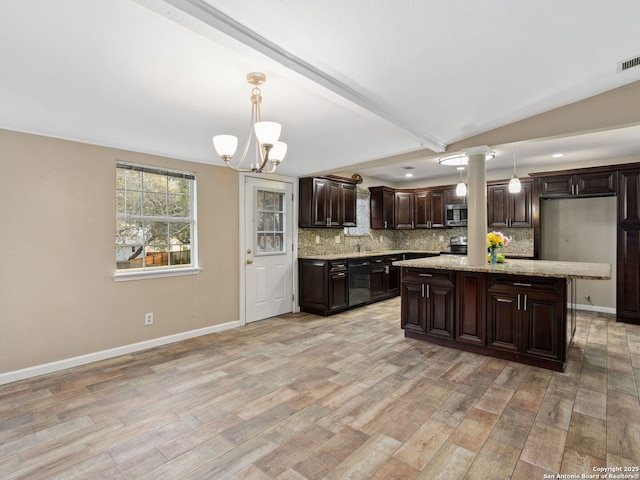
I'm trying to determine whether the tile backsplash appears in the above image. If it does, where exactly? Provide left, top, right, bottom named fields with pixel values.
left=298, top=227, right=534, bottom=257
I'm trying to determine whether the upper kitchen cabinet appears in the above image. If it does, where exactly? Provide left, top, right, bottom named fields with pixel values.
left=533, top=166, right=617, bottom=198
left=299, top=176, right=358, bottom=228
left=370, top=186, right=396, bottom=229
left=444, top=186, right=466, bottom=205
left=487, top=179, right=533, bottom=228
left=371, top=186, right=445, bottom=230
left=415, top=189, right=445, bottom=229
left=394, top=190, right=415, bottom=229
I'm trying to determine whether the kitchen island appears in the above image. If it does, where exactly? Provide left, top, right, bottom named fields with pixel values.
left=393, top=256, right=611, bottom=371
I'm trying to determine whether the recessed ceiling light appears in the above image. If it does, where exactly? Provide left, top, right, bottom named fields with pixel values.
left=405, top=173, right=414, bottom=177
left=552, top=153, right=564, bottom=158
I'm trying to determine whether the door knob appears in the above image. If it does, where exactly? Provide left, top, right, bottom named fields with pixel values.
left=246, top=259, right=253, bottom=264
left=247, top=249, right=252, bottom=254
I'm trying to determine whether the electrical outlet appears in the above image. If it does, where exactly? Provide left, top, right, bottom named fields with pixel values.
left=315, top=235, right=320, bottom=244
left=335, top=235, right=340, bottom=243
left=144, top=312, right=154, bottom=326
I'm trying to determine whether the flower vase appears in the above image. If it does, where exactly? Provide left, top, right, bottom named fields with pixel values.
left=489, top=248, right=497, bottom=266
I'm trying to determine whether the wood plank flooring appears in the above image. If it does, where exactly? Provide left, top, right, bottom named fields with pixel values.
left=1, top=298, right=639, bottom=479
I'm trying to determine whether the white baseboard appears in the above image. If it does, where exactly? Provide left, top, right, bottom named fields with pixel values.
left=0, top=320, right=241, bottom=386
left=573, top=303, right=616, bottom=315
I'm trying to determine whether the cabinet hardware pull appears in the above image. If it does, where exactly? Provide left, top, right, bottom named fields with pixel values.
left=421, top=284, right=425, bottom=297
left=385, top=266, right=390, bottom=274
left=517, top=294, right=520, bottom=310
left=513, top=282, right=532, bottom=287
left=523, top=294, right=527, bottom=310
left=426, top=284, right=430, bottom=298
left=247, top=259, right=253, bottom=265
left=384, top=220, right=387, bottom=229
left=419, top=273, right=433, bottom=277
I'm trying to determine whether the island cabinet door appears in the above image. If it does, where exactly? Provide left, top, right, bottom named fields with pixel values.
left=521, top=292, right=564, bottom=360
left=487, top=289, right=521, bottom=353
left=455, top=272, right=486, bottom=345
left=401, top=281, right=427, bottom=334
left=425, top=281, right=455, bottom=339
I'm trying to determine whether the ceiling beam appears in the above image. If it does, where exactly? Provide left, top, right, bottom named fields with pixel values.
left=145, top=0, right=447, bottom=153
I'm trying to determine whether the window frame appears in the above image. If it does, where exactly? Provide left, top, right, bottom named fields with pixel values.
left=113, top=162, right=200, bottom=282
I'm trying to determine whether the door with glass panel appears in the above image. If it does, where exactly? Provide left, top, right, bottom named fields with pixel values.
left=244, top=177, right=294, bottom=322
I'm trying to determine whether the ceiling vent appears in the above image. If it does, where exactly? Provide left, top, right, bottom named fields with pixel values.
left=617, top=55, right=640, bottom=72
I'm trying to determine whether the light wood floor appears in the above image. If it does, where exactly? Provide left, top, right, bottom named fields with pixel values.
left=1, top=298, right=639, bottom=479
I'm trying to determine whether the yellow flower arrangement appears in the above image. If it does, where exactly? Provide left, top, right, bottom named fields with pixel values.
left=487, top=231, right=509, bottom=264
left=487, top=231, right=509, bottom=249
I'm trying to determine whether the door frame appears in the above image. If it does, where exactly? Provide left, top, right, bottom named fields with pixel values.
left=238, top=172, right=299, bottom=326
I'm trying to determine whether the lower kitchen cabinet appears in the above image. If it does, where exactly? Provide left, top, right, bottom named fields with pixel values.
left=370, top=254, right=401, bottom=301
left=401, top=267, right=572, bottom=371
left=298, top=258, right=348, bottom=316
left=400, top=268, right=455, bottom=339
left=487, top=275, right=565, bottom=361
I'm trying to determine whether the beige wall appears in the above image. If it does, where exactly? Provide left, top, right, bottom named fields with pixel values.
left=541, top=196, right=617, bottom=309
left=0, top=129, right=239, bottom=374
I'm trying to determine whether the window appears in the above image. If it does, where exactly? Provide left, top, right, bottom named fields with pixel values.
left=255, top=189, right=286, bottom=255
left=115, top=162, right=198, bottom=279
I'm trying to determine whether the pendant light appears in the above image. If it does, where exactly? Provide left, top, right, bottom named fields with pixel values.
left=213, top=72, right=287, bottom=174
left=455, top=167, right=467, bottom=196
left=508, top=148, right=521, bottom=193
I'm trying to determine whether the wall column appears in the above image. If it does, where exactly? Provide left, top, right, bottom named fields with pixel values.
left=463, top=146, right=492, bottom=266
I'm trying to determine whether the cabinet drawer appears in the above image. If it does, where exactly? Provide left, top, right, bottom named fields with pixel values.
left=329, top=260, right=348, bottom=272
left=403, top=268, right=454, bottom=283
left=487, top=275, right=563, bottom=295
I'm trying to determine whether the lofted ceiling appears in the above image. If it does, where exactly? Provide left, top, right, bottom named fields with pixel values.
left=1, top=0, right=640, bottom=182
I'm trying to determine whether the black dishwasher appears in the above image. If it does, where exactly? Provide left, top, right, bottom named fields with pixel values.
left=348, top=258, right=371, bottom=307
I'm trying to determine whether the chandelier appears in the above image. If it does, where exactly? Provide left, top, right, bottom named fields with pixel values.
left=213, top=72, right=287, bottom=173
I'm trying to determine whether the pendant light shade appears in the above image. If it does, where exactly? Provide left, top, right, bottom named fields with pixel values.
left=254, top=121, right=281, bottom=146
left=455, top=167, right=467, bottom=196
left=508, top=175, right=521, bottom=193
left=508, top=149, right=521, bottom=193
left=213, top=135, right=238, bottom=159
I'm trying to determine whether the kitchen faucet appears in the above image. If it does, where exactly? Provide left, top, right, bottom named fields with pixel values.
left=357, top=232, right=374, bottom=252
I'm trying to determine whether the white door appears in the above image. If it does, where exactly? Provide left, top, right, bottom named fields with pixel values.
left=244, top=176, right=294, bottom=323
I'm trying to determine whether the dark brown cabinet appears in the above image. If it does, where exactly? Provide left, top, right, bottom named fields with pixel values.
left=487, top=275, right=565, bottom=362
left=370, top=255, right=401, bottom=301
left=371, top=186, right=445, bottom=230
left=537, top=169, right=616, bottom=198
left=455, top=271, right=486, bottom=345
left=617, top=168, right=640, bottom=324
left=444, top=186, right=467, bottom=205
left=395, top=190, right=415, bottom=229
left=369, top=186, right=396, bottom=229
left=400, top=267, right=572, bottom=371
left=487, top=179, right=533, bottom=228
left=401, top=268, right=455, bottom=339
left=298, top=258, right=348, bottom=316
left=299, top=176, right=358, bottom=228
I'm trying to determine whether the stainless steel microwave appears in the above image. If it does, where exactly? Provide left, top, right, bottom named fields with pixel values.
left=445, top=204, right=468, bottom=227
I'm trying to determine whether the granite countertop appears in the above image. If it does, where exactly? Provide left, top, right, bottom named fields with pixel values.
left=393, top=255, right=611, bottom=280
left=298, top=250, right=440, bottom=261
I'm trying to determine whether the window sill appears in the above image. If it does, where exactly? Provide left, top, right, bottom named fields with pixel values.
left=113, top=266, right=201, bottom=282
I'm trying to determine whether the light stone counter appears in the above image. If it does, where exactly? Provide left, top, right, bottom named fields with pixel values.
left=298, top=250, right=440, bottom=261
left=393, top=255, right=611, bottom=280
